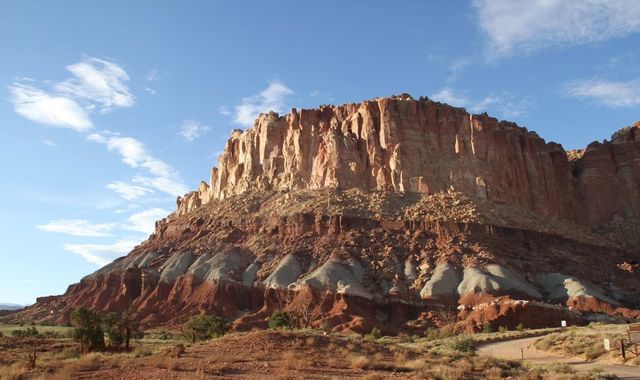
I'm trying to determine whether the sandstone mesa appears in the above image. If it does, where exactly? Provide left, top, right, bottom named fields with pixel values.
left=13, top=94, right=640, bottom=333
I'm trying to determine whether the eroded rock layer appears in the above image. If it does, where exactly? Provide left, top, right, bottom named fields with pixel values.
left=13, top=96, right=640, bottom=333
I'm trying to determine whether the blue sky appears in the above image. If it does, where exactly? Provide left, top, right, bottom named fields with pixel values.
left=2, top=1, right=640, bottom=305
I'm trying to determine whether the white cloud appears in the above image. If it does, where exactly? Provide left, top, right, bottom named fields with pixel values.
left=473, top=0, right=640, bottom=57
left=88, top=133, right=189, bottom=199
left=106, top=181, right=152, bottom=200
left=179, top=119, right=210, bottom=142
left=218, top=106, right=231, bottom=116
left=37, top=219, right=115, bottom=237
left=430, top=87, right=469, bottom=107
left=87, top=133, right=172, bottom=178
left=132, top=176, right=188, bottom=198
left=9, top=83, right=93, bottom=131
left=145, top=69, right=159, bottom=82
left=55, top=57, right=134, bottom=112
left=64, top=239, right=139, bottom=266
left=233, top=81, right=293, bottom=126
left=143, top=86, right=157, bottom=95
left=42, top=139, right=57, bottom=147
left=431, top=87, right=531, bottom=119
left=123, top=208, right=169, bottom=235
left=564, top=78, right=640, bottom=107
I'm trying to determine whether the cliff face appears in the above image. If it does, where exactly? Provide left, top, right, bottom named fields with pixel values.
left=176, top=95, right=640, bottom=230
left=13, top=95, right=640, bottom=333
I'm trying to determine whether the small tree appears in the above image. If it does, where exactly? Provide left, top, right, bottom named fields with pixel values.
left=102, top=311, right=143, bottom=351
left=71, top=307, right=105, bottom=352
left=268, top=311, right=294, bottom=330
left=182, top=315, right=228, bottom=343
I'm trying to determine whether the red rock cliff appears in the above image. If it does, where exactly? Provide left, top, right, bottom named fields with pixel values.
left=176, top=95, right=640, bottom=229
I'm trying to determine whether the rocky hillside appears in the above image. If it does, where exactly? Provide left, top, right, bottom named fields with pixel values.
left=13, top=95, right=640, bottom=333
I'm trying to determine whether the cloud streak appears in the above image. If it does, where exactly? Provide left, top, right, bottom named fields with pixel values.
left=431, top=87, right=531, bottom=119
left=9, top=83, right=93, bottom=131
left=564, top=78, right=640, bottom=107
left=123, top=208, right=169, bottom=235
left=55, top=57, right=134, bottom=113
left=233, top=81, right=293, bottom=126
left=473, top=0, right=640, bottom=57
left=64, top=239, right=139, bottom=266
left=37, top=219, right=116, bottom=237
left=179, top=119, right=210, bottom=142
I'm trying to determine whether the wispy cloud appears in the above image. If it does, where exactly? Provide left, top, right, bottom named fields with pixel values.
left=37, top=219, right=116, bottom=237
left=431, top=87, right=469, bottom=107
left=130, top=176, right=188, bottom=198
left=55, top=57, right=134, bottom=113
left=88, top=132, right=188, bottom=198
left=42, top=139, right=57, bottom=147
left=145, top=69, right=160, bottom=82
left=9, top=83, right=93, bottom=131
left=106, top=181, right=152, bottom=200
left=473, top=0, right=640, bottom=57
left=431, top=87, right=531, bottom=119
left=64, top=239, right=139, bottom=266
left=564, top=78, right=640, bottom=107
left=233, top=81, right=293, bottom=126
left=123, top=208, right=169, bottom=235
left=179, top=119, right=210, bottom=142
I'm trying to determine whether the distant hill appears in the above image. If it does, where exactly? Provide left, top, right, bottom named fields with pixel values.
left=0, top=303, right=24, bottom=311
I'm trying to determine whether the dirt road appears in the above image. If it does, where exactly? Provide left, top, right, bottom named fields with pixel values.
left=478, top=336, right=640, bottom=379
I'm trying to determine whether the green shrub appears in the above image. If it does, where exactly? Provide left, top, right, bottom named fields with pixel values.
left=481, top=324, right=494, bottom=333
left=71, top=307, right=105, bottom=352
left=366, top=327, right=382, bottom=341
left=10, top=326, right=39, bottom=338
left=498, top=326, right=508, bottom=333
left=425, top=327, right=440, bottom=341
left=515, top=323, right=525, bottom=332
left=182, top=315, right=228, bottom=343
left=447, top=335, right=477, bottom=355
left=268, top=311, right=294, bottom=330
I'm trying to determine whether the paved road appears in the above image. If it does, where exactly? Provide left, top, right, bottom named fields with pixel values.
left=478, top=336, right=640, bottom=379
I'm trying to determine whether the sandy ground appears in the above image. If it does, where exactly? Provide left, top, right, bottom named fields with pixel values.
left=478, top=335, right=640, bottom=379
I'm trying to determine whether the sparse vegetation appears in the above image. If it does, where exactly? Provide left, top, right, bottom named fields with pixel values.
left=267, top=310, right=295, bottom=330
left=446, top=334, right=477, bottom=355
left=481, top=323, right=494, bottom=333
left=365, top=327, right=382, bottom=341
left=182, top=314, right=228, bottom=343
left=533, top=324, right=633, bottom=364
left=71, top=307, right=105, bottom=352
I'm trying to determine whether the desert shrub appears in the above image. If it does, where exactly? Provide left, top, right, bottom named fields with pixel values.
left=584, top=344, right=605, bottom=360
left=182, top=315, right=228, bottom=343
left=481, top=324, right=494, bottom=333
left=268, top=311, right=295, bottom=330
left=349, top=354, right=370, bottom=369
left=498, top=326, right=508, bottom=333
left=447, top=335, right=477, bottom=355
left=10, top=326, right=38, bottom=338
left=0, top=331, right=3, bottom=337
left=366, top=327, right=382, bottom=340
left=425, top=327, right=440, bottom=341
left=516, top=323, right=525, bottom=332
left=70, top=307, right=105, bottom=352
left=0, top=363, right=28, bottom=380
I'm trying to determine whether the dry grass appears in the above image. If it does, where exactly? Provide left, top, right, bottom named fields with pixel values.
left=348, top=354, right=370, bottom=369
left=533, top=324, right=632, bottom=364
left=0, top=363, right=28, bottom=380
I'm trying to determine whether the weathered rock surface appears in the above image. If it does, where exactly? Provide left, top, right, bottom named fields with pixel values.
left=11, top=96, right=640, bottom=333
left=176, top=96, right=640, bottom=231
